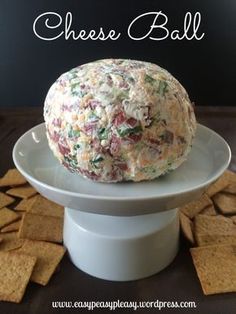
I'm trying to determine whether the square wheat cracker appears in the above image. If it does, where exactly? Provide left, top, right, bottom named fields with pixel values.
left=200, top=205, right=217, bottom=216
left=16, top=211, right=24, bottom=218
left=179, top=212, right=195, bottom=244
left=16, top=239, right=66, bottom=285
left=225, top=170, right=236, bottom=184
left=194, top=214, right=236, bottom=236
left=28, top=194, right=64, bottom=218
left=14, top=195, right=38, bottom=211
left=206, top=171, right=230, bottom=197
left=180, top=194, right=212, bottom=219
left=0, top=168, right=27, bottom=187
left=1, top=220, right=21, bottom=233
left=213, top=193, right=236, bottom=214
left=0, top=207, right=20, bottom=228
left=197, top=234, right=236, bottom=246
left=0, top=251, right=36, bottom=303
left=18, top=212, right=63, bottom=243
left=0, top=232, right=24, bottom=251
left=190, top=245, right=236, bottom=295
left=6, top=184, right=37, bottom=199
left=0, top=192, right=15, bottom=209
left=223, top=183, right=236, bottom=194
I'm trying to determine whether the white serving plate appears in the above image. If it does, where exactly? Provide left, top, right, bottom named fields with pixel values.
left=13, top=123, right=231, bottom=216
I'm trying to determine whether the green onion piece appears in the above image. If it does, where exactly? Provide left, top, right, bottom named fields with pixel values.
left=98, top=128, right=108, bottom=140
left=144, top=74, right=156, bottom=84
left=117, top=125, right=142, bottom=137
left=157, top=80, right=168, bottom=96
left=89, top=112, right=98, bottom=121
left=73, top=144, right=80, bottom=150
left=91, top=156, right=104, bottom=164
left=68, top=128, right=80, bottom=138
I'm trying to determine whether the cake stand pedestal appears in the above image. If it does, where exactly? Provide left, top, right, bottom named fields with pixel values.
left=13, top=123, right=231, bottom=281
left=64, top=208, right=179, bottom=281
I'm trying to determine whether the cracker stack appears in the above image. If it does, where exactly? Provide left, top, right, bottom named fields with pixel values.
left=1, top=167, right=236, bottom=300
left=0, top=168, right=65, bottom=303
left=179, top=170, right=236, bottom=295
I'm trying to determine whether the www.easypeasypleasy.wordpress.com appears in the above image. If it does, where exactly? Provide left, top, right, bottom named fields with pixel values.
left=52, top=299, right=197, bottom=311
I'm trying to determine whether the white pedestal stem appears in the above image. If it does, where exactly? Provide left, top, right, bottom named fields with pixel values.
left=63, top=208, right=179, bottom=281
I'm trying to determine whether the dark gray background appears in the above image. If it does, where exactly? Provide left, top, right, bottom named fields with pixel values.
left=0, top=0, right=236, bottom=107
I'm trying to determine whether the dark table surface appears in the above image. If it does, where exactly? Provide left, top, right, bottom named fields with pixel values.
left=0, top=106, right=236, bottom=314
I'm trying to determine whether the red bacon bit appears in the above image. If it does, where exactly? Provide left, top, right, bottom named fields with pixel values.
left=48, top=130, right=60, bottom=143
left=109, top=168, right=123, bottom=182
left=58, top=79, right=66, bottom=87
left=109, top=170, right=118, bottom=182
left=178, top=136, right=186, bottom=144
left=119, top=81, right=129, bottom=89
left=84, top=123, right=97, bottom=135
left=58, top=143, right=70, bottom=155
left=126, top=133, right=142, bottom=143
left=149, top=138, right=160, bottom=146
left=91, top=139, right=103, bottom=152
left=62, top=160, right=72, bottom=171
left=116, top=162, right=128, bottom=171
left=148, top=147, right=161, bottom=157
left=107, top=75, right=113, bottom=87
left=109, top=135, right=121, bottom=155
left=140, top=104, right=152, bottom=126
left=78, top=168, right=101, bottom=181
left=62, top=104, right=73, bottom=112
left=52, top=118, right=62, bottom=127
left=109, top=160, right=129, bottom=181
left=147, top=138, right=161, bottom=153
left=113, top=112, right=126, bottom=126
left=89, top=100, right=101, bottom=110
left=126, top=117, right=137, bottom=127
left=163, top=130, right=174, bottom=144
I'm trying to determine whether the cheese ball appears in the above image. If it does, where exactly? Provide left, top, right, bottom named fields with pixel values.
left=44, top=59, right=196, bottom=182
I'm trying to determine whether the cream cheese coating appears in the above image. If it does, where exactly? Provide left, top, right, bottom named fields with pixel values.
left=44, top=59, right=197, bottom=182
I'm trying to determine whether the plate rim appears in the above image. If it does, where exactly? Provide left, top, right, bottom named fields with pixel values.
left=13, top=122, right=231, bottom=201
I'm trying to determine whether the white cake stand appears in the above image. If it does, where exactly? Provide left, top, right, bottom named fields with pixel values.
left=13, top=123, right=231, bottom=281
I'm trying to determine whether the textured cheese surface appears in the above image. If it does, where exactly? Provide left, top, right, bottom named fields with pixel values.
left=44, top=59, right=196, bottom=182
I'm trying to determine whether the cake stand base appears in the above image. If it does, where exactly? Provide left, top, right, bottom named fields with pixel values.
left=63, top=208, right=179, bottom=281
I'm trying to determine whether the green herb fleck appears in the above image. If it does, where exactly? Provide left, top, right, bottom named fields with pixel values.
left=70, top=83, right=80, bottom=96
left=167, top=157, right=174, bottom=168
left=141, top=165, right=156, bottom=174
left=64, top=155, right=78, bottom=167
left=69, top=69, right=78, bottom=80
left=159, top=130, right=173, bottom=144
left=71, top=83, right=87, bottom=97
left=145, top=74, right=156, bottom=84
left=73, top=144, right=80, bottom=150
left=68, top=128, right=80, bottom=138
left=90, top=156, right=104, bottom=169
left=117, top=90, right=129, bottom=102
left=117, top=125, right=142, bottom=137
left=128, top=77, right=135, bottom=84
left=91, top=156, right=104, bottom=164
left=98, top=128, right=108, bottom=140
left=88, top=112, right=98, bottom=121
left=157, top=80, right=168, bottom=97
left=159, top=134, right=165, bottom=141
